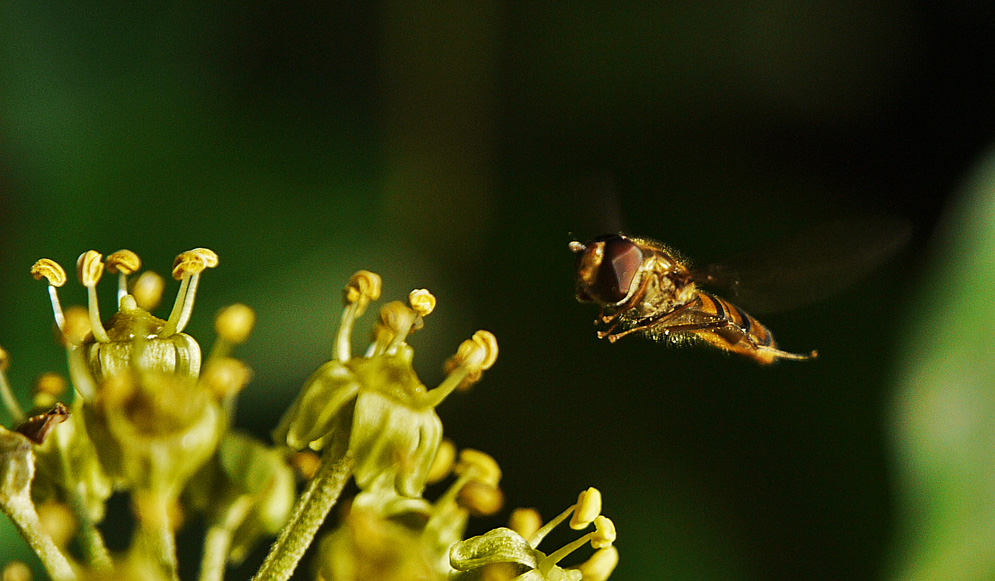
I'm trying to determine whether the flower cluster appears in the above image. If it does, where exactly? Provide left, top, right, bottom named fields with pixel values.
left=0, top=253, right=618, bottom=581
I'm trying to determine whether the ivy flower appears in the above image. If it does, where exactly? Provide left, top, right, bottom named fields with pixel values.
left=273, top=271, right=498, bottom=499
left=257, top=271, right=498, bottom=581
left=450, top=488, right=618, bottom=581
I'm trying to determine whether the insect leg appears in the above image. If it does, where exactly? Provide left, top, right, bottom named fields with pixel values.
left=601, top=301, right=701, bottom=342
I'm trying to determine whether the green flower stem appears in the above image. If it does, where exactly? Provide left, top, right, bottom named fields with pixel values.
left=132, top=493, right=180, bottom=581
left=68, top=484, right=112, bottom=570
left=199, top=495, right=254, bottom=581
left=1, top=495, right=76, bottom=581
left=540, top=533, right=594, bottom=574
left=50, top=428, right=111, bottom=570
left=0, top=367, right=25, bottom=424
left=252, top=430, right=354, bottom=581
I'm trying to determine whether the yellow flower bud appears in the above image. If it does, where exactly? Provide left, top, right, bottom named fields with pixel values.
left=1, top=561, right=32, bottom=581
left=454, top=448, right=502, bottom=487
left=456, top=481, right=504, bottom=517
left=508, top=507, right=542, bottom=540
left=57, top=306, right=91, bottom=347
left=131, top=271, right=165, bottom=311
left=215, top=303, right=255, bottom=344
left=33, top=373, right=67, bottom=398
left=575, top=546, right=619, bottom=581
left=425, top=438, right=456, bottom=485
left=201, top=358, right=253, bottom=399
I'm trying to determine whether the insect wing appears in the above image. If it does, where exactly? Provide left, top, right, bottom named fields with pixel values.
left=692, top=216, right=912, bottom=314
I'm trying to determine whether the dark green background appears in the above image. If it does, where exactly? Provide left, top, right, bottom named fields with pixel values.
left=2, top=2, right=994, bottom=579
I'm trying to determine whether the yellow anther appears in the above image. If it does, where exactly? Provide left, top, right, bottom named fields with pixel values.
left=30, top=259, right=67, bottom=287
left=215, top=304, right=255, bottom=344
left=444, top=331, right=498, bottom=385
left=575, top=546, right=619, bottom=581
left=454, top=448, right=502, bottom=487
left=408, top=289, right=436, bottom=317
left=509, top=507, right=543, bottom=540
left=33, top=372, right=67, bottom=398
left=425, top=438, right=457, bottom=484
left=590, top=516, right=616, bottom=549
left=0, top=346, right=8, bottom=372
left=188, top=248, right=219, bottom=268
left=171, top=254, right=208, bottom=280
left=344, top=270, right=382, bottom=305
left=456, top=481, right=505, bottom=517
left=471, top=330, right=499, bottom=370
left=131, top=271, right=165, bottom=310
left=105, top=249, right=142, bottom=274
left=570, top=487, right=602, bottom=530
left=378, top=301, right=416, bottom=334
left=76, top=250, right=104, bottom=287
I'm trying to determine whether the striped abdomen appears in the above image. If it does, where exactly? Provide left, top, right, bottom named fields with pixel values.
left=693, top=292, right=785, bottom=363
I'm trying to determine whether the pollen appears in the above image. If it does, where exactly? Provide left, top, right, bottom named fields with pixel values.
left=408, top=289, right=436, bottom=317
left=30, top=259, right=67, bottom=287
left=344, top=270, right=382, bottom=309
left=591, top=516, right=616, bottom=549
left=76, top=251, right=104, bottom=287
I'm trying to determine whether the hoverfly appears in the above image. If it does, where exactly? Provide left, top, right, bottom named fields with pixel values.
left=570, top=233, right=818, bottom=364
left=570, top=216, right=910, bottom=364
left=570, top=233, right=815, bottom=364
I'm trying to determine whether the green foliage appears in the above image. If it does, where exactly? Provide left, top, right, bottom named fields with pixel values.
left=889, top=150, right=995, bottom=580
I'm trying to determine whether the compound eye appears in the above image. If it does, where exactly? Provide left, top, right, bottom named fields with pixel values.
left=593, top=236, right=643, bottom=303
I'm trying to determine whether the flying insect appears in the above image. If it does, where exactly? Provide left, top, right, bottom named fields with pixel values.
left=576, top=228, right=841, bottom=363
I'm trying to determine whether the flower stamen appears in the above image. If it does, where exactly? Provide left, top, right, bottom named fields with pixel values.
left=30, top=259, right=67, bottom=332
left=163, top=248, right=218, bottom=336
left=433, top=330, right=498, bottom=404
left=105, top=249, right=141, bottom=308
left=76, top=251, right=110, bottom=343
left=334, top=271, right=381, bottom=362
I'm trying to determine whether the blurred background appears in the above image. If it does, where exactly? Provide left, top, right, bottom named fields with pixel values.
left=2, top=1, right=995, bottom=579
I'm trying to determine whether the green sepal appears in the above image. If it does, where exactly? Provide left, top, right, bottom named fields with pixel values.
left=272, top=360, right=360, bottom=451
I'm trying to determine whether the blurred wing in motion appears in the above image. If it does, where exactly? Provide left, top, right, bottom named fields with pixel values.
left=693, top=216, right=913, bottom=314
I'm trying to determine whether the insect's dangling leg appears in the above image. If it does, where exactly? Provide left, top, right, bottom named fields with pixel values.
left=602, top=301, right=701, bottom=342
